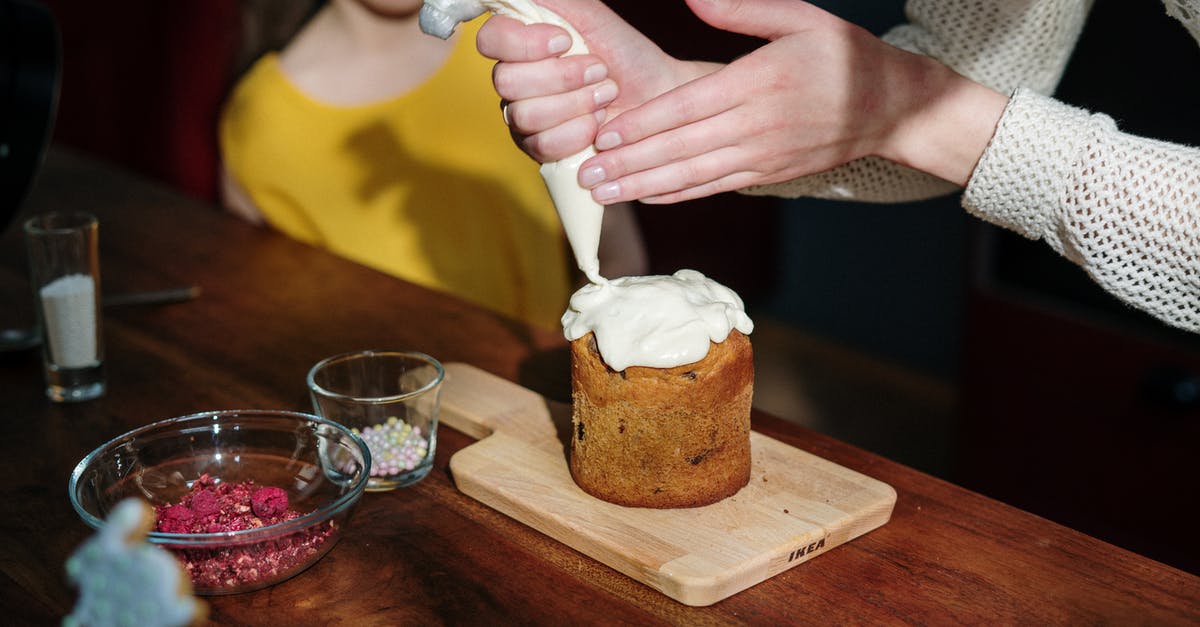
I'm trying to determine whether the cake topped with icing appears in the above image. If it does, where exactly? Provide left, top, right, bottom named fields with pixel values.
left=562, top=269, right=754, bottom=371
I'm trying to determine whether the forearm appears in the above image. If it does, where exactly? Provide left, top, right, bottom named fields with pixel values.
left=218, top=166, right=266, bottom=226
left=965, top=89, right=1200, bottom=332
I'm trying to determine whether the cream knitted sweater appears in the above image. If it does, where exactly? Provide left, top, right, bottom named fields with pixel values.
left=748, top=0, right=1200, bottom=333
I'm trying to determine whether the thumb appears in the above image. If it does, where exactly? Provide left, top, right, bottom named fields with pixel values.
left=683, top=0, right=831, bottom=41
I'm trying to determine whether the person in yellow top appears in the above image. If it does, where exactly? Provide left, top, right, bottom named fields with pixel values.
left=219, top=0, right=647, bottom=330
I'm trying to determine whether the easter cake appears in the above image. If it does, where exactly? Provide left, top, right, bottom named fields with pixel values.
left=562, top=270, right=755, bottom=508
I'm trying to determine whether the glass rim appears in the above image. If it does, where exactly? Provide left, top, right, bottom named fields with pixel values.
left=23, top=210, right=98, bottom=235
left=306, top=349, right=445, bottom=404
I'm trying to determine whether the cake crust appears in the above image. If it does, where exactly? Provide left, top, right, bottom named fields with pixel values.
left=569, top=330, right=754, bottom=508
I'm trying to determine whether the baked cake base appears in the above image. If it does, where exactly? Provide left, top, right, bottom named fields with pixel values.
left=568, top=330, right=753, bottom=508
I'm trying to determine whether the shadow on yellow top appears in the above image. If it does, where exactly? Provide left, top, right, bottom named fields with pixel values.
left=219, top=18, right=570, bottom=330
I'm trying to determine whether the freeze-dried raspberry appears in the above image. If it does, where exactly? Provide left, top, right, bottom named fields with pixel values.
left=251, top=487, right=288, bottom=518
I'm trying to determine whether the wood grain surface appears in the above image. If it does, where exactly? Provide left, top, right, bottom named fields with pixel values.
left=0, top=148, right=1196, bottom=625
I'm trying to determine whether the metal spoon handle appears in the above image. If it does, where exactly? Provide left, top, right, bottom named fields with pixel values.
left=102, top=285, right=201, bottom=308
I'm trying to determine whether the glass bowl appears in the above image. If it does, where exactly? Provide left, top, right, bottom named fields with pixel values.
left=68, top=409, right=371, bottom=595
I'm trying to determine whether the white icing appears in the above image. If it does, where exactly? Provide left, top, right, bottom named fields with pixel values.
left=540, top=149, right=604, bottom=283
left=562, top=269, right=754, bottom=371
left=420, top=0, right=605, bottom=283
left=420, top=3, right=755, bottom=369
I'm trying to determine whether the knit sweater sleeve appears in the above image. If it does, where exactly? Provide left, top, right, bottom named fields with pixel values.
left=742, top=0, right=1094, bottom=202
left=964, top=88, right=1200, bottom=332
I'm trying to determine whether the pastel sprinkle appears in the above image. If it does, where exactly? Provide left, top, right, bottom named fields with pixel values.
left=355, top=419, right=429, bottom=476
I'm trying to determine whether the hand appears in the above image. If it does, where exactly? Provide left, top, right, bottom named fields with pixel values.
left=579, top=0, right=1007, bottom=204
left=476, top=0, right=711, bottom=163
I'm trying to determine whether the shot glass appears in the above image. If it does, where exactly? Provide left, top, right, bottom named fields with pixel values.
left=307, top=350, right=444, bottom=491
left=24, top=211, right=105, bottom=402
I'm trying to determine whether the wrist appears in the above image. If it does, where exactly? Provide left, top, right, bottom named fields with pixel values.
left=877, top=53, right=1009, bottom=186
left=661, top=59, right=722, bottom=95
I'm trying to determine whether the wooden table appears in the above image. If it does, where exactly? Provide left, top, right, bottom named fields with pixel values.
left=1, top=149, right=1196, bottom=625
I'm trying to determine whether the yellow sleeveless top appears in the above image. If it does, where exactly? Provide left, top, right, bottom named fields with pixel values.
left=219, top=21, right=570, bottom=330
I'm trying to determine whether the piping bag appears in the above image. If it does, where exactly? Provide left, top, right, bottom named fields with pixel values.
left=420, top=0, right=606, bottom=284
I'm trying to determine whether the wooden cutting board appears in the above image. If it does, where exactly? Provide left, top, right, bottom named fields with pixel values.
left=439, top=363, right=897, bottom=607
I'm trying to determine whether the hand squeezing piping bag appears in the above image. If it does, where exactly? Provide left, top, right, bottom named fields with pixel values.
left=419, top=0, right=606, bottom=284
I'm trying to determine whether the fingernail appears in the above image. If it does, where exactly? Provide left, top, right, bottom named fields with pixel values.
left=593, top=82, right=617, bottom=107
left=548, top=35, right=571, bottom=54
left=583, top=64, right=607, bottom=84
left=579, top=166, right=606, bottom=188
left=593, top=182, right=620, bottom=202
left=595, top=131, right=622, bottom=150
left=594, top=109, right=607, bottom=124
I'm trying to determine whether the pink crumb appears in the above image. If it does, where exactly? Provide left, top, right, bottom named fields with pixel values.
left=157, top=505, right=194, bottom=534
left=189, top=489, right=219, bottom=517
left=152, top=476, right=333, bottom=590
left=251, top=487, right=289, bottom=518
